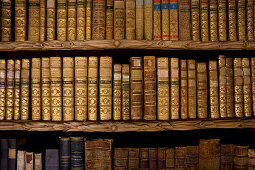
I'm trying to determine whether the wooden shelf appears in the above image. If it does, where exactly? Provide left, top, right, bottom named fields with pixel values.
left=0, top=40, right=254, bottom=51
left=0, top=118, right=255, bottom=132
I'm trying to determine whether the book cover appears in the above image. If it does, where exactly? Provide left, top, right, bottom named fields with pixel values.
left=106, top=0, right=113, bottom=39
left=170, top=58, right=179, bottom=120
left=186, top=146, right=199, bottom=170
left=6, top=60, right=14, bottom=120
left=170, top=0, right=178, bottom=40
left=175, top=147, right=187, bottom=169
left=122, top=64, right=130, bottom=120
left=17, top=150, right=25, bottom=170
left=248, top=149, right=255, bottom=169
left=125, top=0, right=135, bottom=40
left=34, top=153, right=42, bottom=170
left=114, top=0, right=125, bottom=40
left=166, top=148, right=175, bottom=170
left=178, top=0, right=190, bottom=40
left=21, top=59, right=30, bottom=120
left=86, top=0, right=92, bottom=40
left=209, top=0, right=218, bottom=41
left=0, top=139, right=8, bottom=169
left=136, top=0, right=144, bottom=40
left=251, top=58, right=255, bottom=116
left=242, top=58, right=252, bottom=117
left=140, top=148, right=149, bottom=169
left=47, top=0, right=56, bottom=40
left=247, top=0, right=254, bottom=41
left=113, top=64, right=122, bottom=120
left=144, top=0, right=153, bottom=40
left=200, top=0, right=209, bottom=41
left=67, top=0, right=76, bottom=40
left=8, top=139, right=16, bottom=170
left=60, top=137, right=70, bottom=170
left=153, top=0, right=161, bottom=40
left=149, top=148, right=157, bottom=169
left=28, top=0, right=40, bottom=41
left=234, top=145, right=248, bottom=169
left=218, top=0, right=227, bottom=41
left=2, top=0, right=12, bottom=41
left=25, top=152, right=33, bottom=170
left=187, top=60, right=196, bottom=119
left=180, top=59, right=187, bottom=119
left=77, top=0, right=86, bottom=40
left=15, top=0, right=27, bottom=41
left=129, top=148, right=139, bottom=169
left=234, top=58, right=244, bottom=117
left=92, top=0, right=106, bottom=39
left=14, top=60, right=21, bottom=120
left=237, top=0, right=246, bottom=41
left=162, top=0, right=169, bottom=40
left=226, top=57, right=234, bottom=118
left=40, top=0, right=46, bottom=41
left=228, top=0, right=237, bottom=41
left=221, top=144, right=234, bottom=170
left=158, top=148, right=166, bottom=170
left=71, top=137, right=84, bottom=169
left=45, top=149, right=59, bottom=170
left=57, top=0, right=67, bottom=41
left=191, top=0, right=200, bottom=41
left=114, top=148, right=129, bottom=169
left=219, top=55, right=227, bottom=118
left=209, top=60, right=219, bottom=119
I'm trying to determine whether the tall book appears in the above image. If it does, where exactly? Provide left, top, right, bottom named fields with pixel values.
left=40, top=0, right=46, bottom=41
left=200, top=0, right=209, bottom=41
left=25, top=152, right=33, bottom=170
left=77, top=0, right=86, bottom=40
left=191, top=0, right=200, bottom=41
left=50, top=57, right=62, bottom=121
left=130, top=57, right=143, bottom=120
left=34, top=153, right=42, bottom=170
left=42, top=57, right=51, bottom=120
left=6, top=60, right=14, bottom=120
left=28, top=0, right=40, bottom=41
left=140, top=148, right=149, bottom=169
left=113, top=64, right=122, bottom=120
left=57, top=0, right=67, bottom=41
left=17, top=150, right=25, bottom=170
left=88, top=56, right=98, bottom=121
left=149, top=148, right=158, bottom=169
left=228, top=0, right=237, bottom=41
left=226, top=57, right=234, bottom=117
left=234, top=145, right=249, bottom=169
left=252, top=58, right=255, bottom=115
left=106, top=0, right=113, bottom=39
left=85, top=139, right=112, bottom=169
left=75, top=57, right=87, bottom=121
left=170, top=58, right=179, bottom=120
left=92, top=0, right=106, bottom=39
left=166, top=148, right=175, bottom=170
left=129, top=148, right=139, bottom=169
left=144, top=0, right=153, bottom=40
left=209, top=60, right=219, bottom=119
left=114, top=148, right=129, bottom=169
left=125, top=0, right=135, bottom=40
left=67, top=0, right=76, bottom=40
left=186, top=146, right=199, bottom=169
left=209, top=0, right=218, bottom=41
left=45, top=149, right=59, bottom=170
left=15, top=0, right=27, bottom=41
left=136, top=0, right=144, bottom=40
left=178, top=0, right=190, bottom=40
left=247, top=0, right=254, bottom=41
left=14, top=60, right=21, bottom=120
left=158, top=148, right=166, bottom=170
left=248, top=149, right=255, bottom=170
left=71, top=137, right=84, bottom=169
left=237, top=0, right=246, bottom=41
left=219, top=55, right=227, bottom=118
left=218, top=0, right=227, bottom=41
left=180, top=60, right=187, bottom=119
left=170, top=0, right=178, bottom=40
left=144, top=56, right=156, bottom=120
left=86, top=0, right=92, bottom=40
left=242, top=58, right=252, bottom=117
left=21, top=59, right=30, bottom=120
left=0, top=139, right=8, bottom=170
left=8, top=139, right=16, bottom=170
left=157, top=57, right=169, bottom=120
left=63, top=57, right=74, bottom=121
left=47, top=0, right=56, bottom=40
left=162, top=0, right=169, bottom=40
left=221, top=144, right=234, bottom=170
left=114, top=0, right=125, bottom=40
left=59, top=137, right=70, bottom=170
left=31, top=58, right=41, bottom=120
left=122, top=64, right=130, bottom=120
left=99, top=56, right=112, bottom=120
left=0, top=60, right=6, bottom=120
left=234, top=58, right=244, bottom=117
left=2, top=0, right=12, bottom=41
left=153, top=0, right=161, bottom=40
left=175, top=147, right=187, bottom=169
left=187, top=60, right=196, bottom=119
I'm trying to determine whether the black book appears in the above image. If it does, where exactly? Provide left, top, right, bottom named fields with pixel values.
left=1, top=139, right=8, bottom=170
left=71, top=137, right=84, bottom=170
left=45, top=149, right=59, bottom=170
left=60, top=137, right=70, bottom=170
left=8, top=139, right=16, bottom=170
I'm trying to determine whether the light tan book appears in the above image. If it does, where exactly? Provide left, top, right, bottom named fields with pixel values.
left=114, top=0, right=125, bottom=40
left=34, top=153, right=42, bottom=170
left=47, top=0, right=56, bottom=40
left=170, top=0, right=178, bottom=40
left=6, top=60, right=14, bottom=120
left=67, top=0, right=76, bottom=40
left=226, top=57, right=234, bottom=117
left=153, top=0, right=161, bottom=40
left=180, top=59, right=187, bottom=119
left=179, top=0, right=191, bottom=40
left=200, top=0, right=209, bottom=41
left=209, top=60, right=219, bottom=119
left=86, top=0, right=92, bottom=40
left=113, top=64, right=122, bottom=120
left=170, top=58, right=179, bottom=120
left=234, top=58, right=244, bottom=117
left=144, top=0, right=153, bottom=40
left=237, top=0, right=246, bottom=41
left=0, top=60, right=6, bottom=119
left=209, top=0, right=218, bottom=41
left=191, top=0, right=200, bottom=41
left=14, top=60, right=21, bottom=120
left=15, top=0, right=27, bottom=41
left=21, top=59, right=30, bottom=120
left=228, top=0, right=237, bottom=41
left=219, top=55, right=227, bottom=118
left=187, top=60, right=196, bottom=119
left=242, top=58, right=252, bottom=117
left=17, top=150, right=25, bottom=170
left=28, top=0, right=40, bottom=41
left=218, top=0, right=227, bottom=41
left=162, top=0, right=169, bottom=40
left=247, top=0, right=254, bottom=41
left=2, top=0, right=12, bottom=41
left=106, top=0, right=113, bottom=40
left=136, top=0, right=144, bottom=40
left=122, top=64, right=130, bottom=120
left=92, top=0, right=106, bottom=39
left=125, top=0, right=135, bottom=40
left=57, top=0, right=67, bottom=41
left=40, top=0, right=46, bottom=41
left=77, top=0, right=86, bottom=40
left=251, top=58, right=255, bottom=116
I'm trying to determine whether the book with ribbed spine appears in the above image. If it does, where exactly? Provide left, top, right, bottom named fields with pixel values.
left=8, top=139, right=16, bottom=170
left=25, top=152, right=33, bottom=170
left=86, top=0, right=92, bottom=40
left=47, top=0, right=56, bottom=40
left=162, top=0, right=169, bottom=40
left=136, top=0, right=144, bottom=40
left=200, top=0, right=209, bottom=41
left=122, top=64, right=130, bottom=120
left=106, top=0, right=113, bottom=39
left=228, top=0, right=237, bottom=41
left=57, top=0, right=67, bottom=41
left=34, top=153, right=42, bottom=170
left=77, top=0, right=86, bottom=40
left=140, top=148, right=149, bottom=169
left=2, top=0, right=12, bottom=41
left=114, top=0, right=125, bottom=40
left=170, top=0, right=178, bottom=40
left=67, top=0, right=76, bottom=40
left=180, top=59, right=187, bottom=119
left=157, top=57, right=169, bottom=120
left=218, top=0, right=227, bottom=41
left=247, top=0, right=254, bottom=41
left=209, top=60, right=219, bottom=119
left=219, top=55, right=227, bottom=118
left=186, top=146, right=199, bottom=169
left=71, top=137, right=84, bottom=169
left=237, top=0, right=246, bottom=41
left=60, top=137, right=70, bottom=170
left=197, top=62, right=207, bottom=119
left=45, top=149, right=59, bottom=170
left=17, top=150, right=25, bottom=170
left=92, top=0, right=106, bottom=39
left=234, top=145, right=248, bottom=169
left=158, top=148, right=166, bottom=169
left=21, top=59, right=30, bottom=120
left=144, top=0, right=153, bottom=40
left=251, top=58, right=255, bottom=116
left=175, top=147, right=187, bottom=169
left=234, top=58, right=244, bottom=117
left=166, top=148, right=175, bottom=170
left=209, top=0, right=218, bottom=41
left=191, top=0, right=200, bottom=41
left=226, top=57, right=234, bottom=117
left=221, top=144, right=234, bottom=170
left=114, top=148, right=129, bottom=169
left=15, top=0, right=26, bottom=41
left=179, top=0, right=190, bottom=40
left=170, top=58, right=179, bottom=120
left=149, top=148, right=157, bottom=169
left=242, top=58, right=252, bottom=117
left=187, top=60, right=196, bottom=119
left=28, top=0, right=40, bottom=41
left=113, top=64, right=122, bottom=120
left=14, top=60, right=21, bottom=120
left=126, top=0, right=135, bottom=40
left=129, top=148, right=139, bottom=169
left=248, top=149, right=255, bottom=169
left=6, top=60, right=14, bottom=120
left=153, top=0, right=161, bottom=40
left=40, top=0, right=46, bottom=41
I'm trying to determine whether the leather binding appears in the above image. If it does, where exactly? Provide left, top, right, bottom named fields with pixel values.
left=50, top=57, right=62, bottom=121
left=221, top=144, right=234, bottom=170
left=86, top=0, right=92, bottom=40
left=166, top=148, right=175, bottom=170
left=161, top=0, right=169, bottom=40
left=114, top=148, right=129, bottom=169
left=6, top=60, right=14, bottom=120
left=129, top=148, right=139, bottom=169
left=125, top=0, right=135, bottom=40
left=136, top=0, right=144, bottom=40
left=248, top=149, right=255, bottom=169
left=191, top=0, right=200, bottom=41
left=170, top=58, right=179, bottom=120
left=130, top=57, right=143, bottom=120
left=41, top=57, right=51, bottom=120
left=34, top=153, right=42, bottom=170
left=17, top=150, right=25, bottom=170
left=157, top=57, right=169, bottom=120
left=92, top=0, right=106, bottom=39
left=209, top=60, right=219, bottom=119
left=75, top=57, right=88, bottom=121
left=47, top=0, right=56, bottom=40
left=218, top=55, right=227, bottom=118
left=242, top=58, right=252, bottom=117
left=25, top=152, right=33, bottom=170
left=178, top=0, right=190, bottom=40
left=180, top=60, right=187, bottom=119
left=63, top=57, right=74, bottom=121
left=71, top=137, right=84, bottom=169
left=200, top=0, right=209, bottom=41
left=0, top=139, right=8, bottom=170
left=15, top=0, right=27, bottom=41
left=122, top=64, right=130, bottom=120
left=226, top=57, right=234, bottom=118
left=28, top=0, right=40, bottom=41
left=8, top=139, right=16, bottom=170
left=234, top=145, right=249, bottom=169
left=149, top=148, right=157, bottom=169
left=158, top=148, right=166, bottom=170
left=60, top=137, right=70, bottom=170
left=99, top=56, right=112, bottom=120
left=175, top=147, right=187, bottom=170
left=14, top=60, right=21, bottom=120
left=186, top=146, right=199, bottom=170
left=57, top=0, right=67, bottom=41
left=67, top=0, right=76, bottom=40
left=21, top=59, right=30, bottom=120
left=153, top=0, right=161, bottom=40
left=144, top=56, right=156, bottom=120
left=251, top=58, right=255, bottom=116
left=170, top=0, right=178, bottom=40
left=106, top=0, right=113, bottom=39
left=31, top=58, right=41, bottom=120
left=114, top=0, right=125, bottom=40
left=45, top=149, right=59, bottom=170
left=40, top=0, right=46, bottom=41
left=113, top=64, right=122, bottom=120
left=209, top=0, right=218, bottom=41
left=144, top=0, right=153, bottom=40
left=140, top=148, right=149, bottom=169
left=187, top=60, right=196, bottom=119
left=2, top=0, right=12, bottom=41
left=88, top=56, right=98, bottom=121
left=237, top=0, right=246, bottom=41
left=218, top=0, right=227, bottom=41
left=77, top=0, right=86, bottom=40
left=228, top=0, right=237, bottom=41
left=247, top=0, right=254, bottom=41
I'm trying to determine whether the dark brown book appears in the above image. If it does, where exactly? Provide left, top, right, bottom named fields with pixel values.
left=140, top=148, right=149, bottom=170
left=114, top=148, right=129, bottom=170
left=248, top=149, right=255, bottom=170
left=186, top=146, right=199, bottom=170
left=234, top=145, right=249, bottom=169
left=175, top=147, right=187, bottom=170
left=149, top=148, right=157, bottom=169
left=158, top=148, right=166, bottom=170
left=221, top=144, right=234, bottom=170
left=45, top=149, right=59, bottom=170
left=8, top=139, right=17, bottom=170
left=129, top=148, right=139, bottom=169
left=178, top=0, right=191, bottom=40
left=166, top=148, right=175, bottom=170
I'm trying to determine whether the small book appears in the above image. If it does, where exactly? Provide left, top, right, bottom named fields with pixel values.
left=6, top=60, right=15, bottom=120
left=114, top=0, right=125, bottom=40
left=158, top=148, right=166, bottom=170
left=113, top=64, right=122, bottom=120
left=178, top=0, right=190, bottom=40
left=114, top=148, right=129, bottom=169
left=218, top=0, right=227, bottom=41
left=136, top=0, right=144, bottom=40
left=218, top=55, right=227, bottom=118
left=34, top=153, right=42, bottom=170
left=221, top=144, right=234, bottom=170
left=170, top=58, right=179, bottom=120
left=21, top=59, right=30, bottom=120
left=233, top=145, right=248, bottom=169
left=40, top=0, right=46, bottom=42
left=8, top=139, right=16, bottom=170
left=228, top=0, right=237, bottom=41
left=129, top=148, right=139, bottom=169
left=25, top=152, right=33, bottom=170
left=106, top=0, right=113, bottom=39
left=200, top=0, right=209, bottom=41
left=234, top=58, right=244, bottom=117
left=209, top=0, right=218, bottom=41
left=144, top=0, right=153, bottom=40
left=57, top=0, right=67, bottom=41
left=47, top=0, right=56, bottom=40
left=149, top=148, right=158, bottom=169
left=122, top=64, right=130, bottom=120
left=140, top=148, right=149, bottom=169
left=226, top=57, right=234, bottom=118
left=15, top=0, right=27, bottom=41
left=71, top=137, right=84, bottom=169
left=161, top=0, right=169, bottom=40
left=247, top=0, right=254, bottom=41
left=86, top=0, right=92, bottom=40
left=175, top=147, right=187, bottom=169
left=59, top=137, right=70, bottom=170
left=180, top=60, right=187, bottom=119
left=186, top=146, right=199, bottom=169
left=242, top=58, right=252, bottom=117
left=0, top=139, right=8, bottom=170
left=125, top=0, right=135, bottom=39
left=191, top=0, right=200, bottom=41
left=153, top=0, right=161, bottom=40
left=187, top=60, right=196, bottom=119
left=166, top=148, right=175, bottom=169
left=170, top=0, right=178, bottom=40
left=45, top=149, right=59, bottom=170
left=14, top=60, right=21, bottom=120
left=0, top=60, right=6, bottom=120
left=2, top=0, right=12, bottom=41
left=67, top=0, right=76, bottom=40
left=76, top=0, right=86, bottom=40
left=17, top=150, right=25, bottom=170
left=28, top=0, right=40, bottom=41
left=209, top=60, right=219, bottom=119
left=92, top=0, right=106, bottom=39
left=237, top=0, right=246, bottom=41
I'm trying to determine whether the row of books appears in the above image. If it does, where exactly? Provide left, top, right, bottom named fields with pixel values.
left=1, top=0, right=254, bottom=42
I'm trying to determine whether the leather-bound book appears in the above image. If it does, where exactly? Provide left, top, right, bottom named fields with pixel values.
left=25, top=152, right=33, bottom=170
left=40, top=0, right=46, bottom=41
left=140, top=148, right=149, bottom=170
left=6, top=60, right=14, bottom=120
left=149, top=148, right=157, bottom=169
left=129, top=148, right=139, bottom=169
left=200, top=0, right=209, bottom=41
left=122, top=64, right=130, bottom=120
left=153, top=0, right=161, bottom=40
left=242, top=58, right=252, bottom=117
left=252, top=58, right=255, bottom=115
left=47, top=0, right=56, bottom=40
left=92, top=0, right=106, bottom=39
left=226, top=57, right=234, bottom=118
left=218, top=0, right=227, bottom=41
left=106, top=0, right=113, bottom=39
left=161, top=0, right=169, bottom=40
left=144, top=0, right=153, bottom=40
left=237, top=0, right=246, bottom=41
left=199, top=139, right=220, bottom=170
left=86, top=0, right=92, bottom=40
left=85, top=139, right=112, bottom=169
left=57, top=0, right=67, bottom=41
left=170, top=0, right=178, bottom=40
left=234, top=145, right=248, bottom=169
left=0, top=60, right=6, bottom=120
left=158, top=148, right=166, bottom=170
left=71, top=137, right=84, bottom=169
left=0, top=139, right=8, bottom=170
left=21, top=59, right=30, bottom=120
left=77, top=0, right=86, bottom=40
left=17, top=150, right=25, bottom=170
left=126, top=0, right=135, bottom=40
left=8, top=139, right=16, bottom=170
left=180, top=60, right=187, bottom=119
left=157, top=57, right=169, bottom=120
left=75, top=57, right=88, bottom=121
left=228, top=0, right=237, bottom=41
left=175, top=147, right=187, bottom=170
left=186, top=146, right=199, bottom=170
left=2, top=0, right=12, bottom=41
left=114, top=148, right=129, bottom=169
left=130, top=57, right=143, bottom=120
left=60, top=137, right=70, bottom=170
left=45, top=149, right=59, bottom=170
left=67, top=0, right=76, bottom=40
left=221, top=144, right=234, bottom=170
left=248, top=149, right=255, bottom=170
left=166, top=148, right=175, bottom=170
left=28, top=0, right=40, bottom=41
left=136, top=0, right=144, bottom=40
left=209, top=60, right=219, bottom=119
left=218, top=55, right=227, bottom=118
left=34, top=153, right=42, bottom=170
left=114, top=0, right=125, bottom=40
left=178, top=0, right=191, bottom=40
left=191, top=0, right=200, bottom=41
left=170, top=58, right=179, bottom=120
left=247, top=0, right=254, bottom=41
left=209, top=0, right=218, bottom=41
left=14, top=60, right=21, bottom=120
left=187, top=60, right=196, bottom=119
left=113, top=64, right=122, bottom=120
left=15, top=0, right=27, bottom=41
left=99, top=56, right=112, bottom=120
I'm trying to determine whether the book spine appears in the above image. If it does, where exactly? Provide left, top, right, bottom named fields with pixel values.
left=175, top=147, right=187, bottom=169
left=41, top=57, right=51, bottom=120
left=248, top=149, right=255, bottom=169
left=144, top=56, right=156, bottom=120
left=209, top=60, right=219, bottom=119
left=125, top=0, right=135, bottom=40
left=6, top=60, right=14, bottom=120
left=170, top=0, right=178, bottom=40
left=45, top=149, right=59, bottom=170
left=47, top=0, right=56, bottom=40
left=92, top=0, right=106, bottom=39
left=234, top=145, right=249, bottom=169
left=106, top=0, right=113, bottom=39
left=166, top=148, right=175, bottom=170
left=60, top=137, right=70, bottom=170
left=50, top=57, right=62, bottom=121
left=129, top=148, right=139, bottom=169
left=75, top=57, right=87, bottom=121
left=113, top=64, right=122, bottom=120
left=247, top=0, right=254, bottom=41
left=251, top=58, right=255, bottom=116
left=149, top=148, right=157, bottom=169
left=170, top=58, right=179, bottom=120
left=86, top=0, right=92, bottom=40
left=21, top=59, right=30, bottom=120
left=242, top=58, right=252, bottom=117
left=218, top=0, right=227, bottom=41
left=31, top=58, right=41, bottom=120
left=158, top=148, right=166, bottom=170
left=136, top=0, right=144, bottom=40
left=99, top=56, right=112, bottom=120
left=114, top=0, right=125, bottom=40
left=191, top=0, right=200, bottom=41
left=114, top=148, right=129, bottom=169
left=237, top=0, right=246, bottom=41
left=228, top=0, right=237, bottom=41
left=221, top=144, right=234, bottom=170
left=144, top=0, right=153, bottom=40
left=153, top=0, right=161, bottom=40
left=180, top=59, right=187, bottom=119
left=0, top=139, right=8, bottom=169
left=219, top=55, right=227, bottom=118
left=226, top=57, right=234, bottom=117
left=17, top=150, right=25, bottom=170
left=77, top=0, right=86, bottom=40
left=178, top=0, right=190, bottom=40
left=28, top=0, right=40, bottom=41
left=209, top=0, right=218, bottom=41
left=200, top=0, right=209, bottom=41
left=71, top=137, right=84, bottom=169
left=122, top=64, right=130, bottom=120
left=57, top=0, right=67, bottom=41
left=15, top=0, right=27, bottom=41
left=63, top=57, right=74, bottom=121
left=8, top=139, right=16, bottom=170
left=67, top=0, right=77, bottom=40
left=40, top=0, right=46, bottom=41
left=2, top=0, right=12, bottom=41
left=88, top=56, right=98, bottom=121
left=14, top=60, right=21, bottom=120
left=34, top=153, right=42, bottom=170
left=234, top=58, right=244, bottom=117
left=187, top=60, right=196, bottom=119
left=162, top=0, right=169, bottom=40
left=186, top=146, right=199, bottom=169
left=25, top=152, right=33, bottom=170
left=130, top=57, right=143, bottom=120
left=157, top=57, right=169, bottom=120
left=140, top=148, right=149, bottom=169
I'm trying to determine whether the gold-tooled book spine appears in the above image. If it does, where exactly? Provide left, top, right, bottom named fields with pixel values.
left=191, top=0, right=200, bottom=41
left=50, top=57, right=62, bottom=121
left=200, top=0, right=209, bottom=41
left=234, top=58, right=244, bottom=118
left=67, top=0, right=76, bottom=40
left=237, top=0, right=246, bottom=41
left=170, top=58, right=179, bottom=120
left=88, top=56, right=98, bottom=121
left=75, top=57, right=87, bottom=121
left=106, top=0, right=113, bottom=39
left=153, top=0, right=161, bottom=40
left=63, top=57, right=74, bottom=121
left=86, top=0, right=92, bottom=40
left=178, top=0, right=190, bottom=40
left=0, top=60, right=6, bottom=120
left=77, top=0, right=86, bottom=40
left=247, top=0, right=254, bottom=41
left=130, top=57, right=143, bottom=120
left=122, top=64, right=130, bottom=120
left=251, top=58, right=255, bottom=116
left=21, top=59, right=30, bottom=120
left=218, top=55, right=227, bottom=118
left=114, top=0, right=125, bottom=40
left=233, top=145, right=249, bottom=169
left=242, top=58, right=252, bottom=117
left=2, top=0, right=12, bottom=41
left=136, top=0, right=144, bottom=40
left=15, top=0, right=27, bottom=41
left=6, top=60, right=14, bottom=120
left=187, top=60, right=196, bottom=119
left=157, top=57, right=169, bottom=120
left=209, top=0, right=218, bottom=41
left=218, top=0, right=227, bottom=41
left=28, top=0, right=40, bottom=41
left=40, top=0, right=46, bottom=42
left=144, top=56, right=156, bottom=120
left=228, top=0, right=237, bottom=41
left=14, top=60, right=21, bottom=120
left=47, top=0, right=56, bottom=40
left=144, top=0, right=153, bottom=40
left=209, top=60, right=219, bottom=119
left=41, top=57, right=51, bottom=120
left=57, top=0, right=67, bottom=41
left=162, top=0, right=169, bottom=40
left=166, top=148, right=175, bottom=169
left=170, top=0, right=178, bottom=40
left=92, top=0, right=106, bottom=39
left=99, top=56, right=112, bottom=120
left=175, top=147, right=187, bottom=169
left=113, top=64, right=122, bottom=120
left=226, top=57, right=234, bottom=118
left=180, top=59, right=187, bottom=119
left=126, top=0, right=135, bottom=40
left=31, top=58, right=41, bottom=120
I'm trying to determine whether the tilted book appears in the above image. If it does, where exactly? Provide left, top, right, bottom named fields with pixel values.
left=175, top=147, right=187, bottom=169
left=248, top=149, right=255, bottom=169
left=17, top=150, right=25, bottom=170
left=166, top=148, right=175, bottom=170
left=158, top=148, right=166, bottom=170
left=234, top=58, right=244, bottom=117
left=218, top=0, right=227, bottom=41
left=28, top=0, right=40, bottom=41
left=59, top=137, right=70, bottom=170
left=34, top=153, right=42, bottom=170
left=71, top=137, right=84, bottom=169
left=221, top=144, right=234, bottom=170
left=209, top=60, right=219, bottom=119
left=2, top=0, right=12, bottom=41
left=6, top=60, right=14, bottom=120
left=251, top=58, right=255, bottom=116
left=114, top=0, right=125, bottom=40
left=0, top=139, right=8, bottom=169
left=144, top=0, right=153, bottom=40
left=21, top=59, right=30, bottom=120
left=129, top=148, right=139, bottom=169
left=67, top=0, right=76, bottom=40
left=226, top=57, right=234, bottom=117
left=25, top=152, right=33, bottom=170
left=170, top=58, right=179, bottom=120
left=186, top=146, right=199, bottom=170
left=200, top=0, right=209, bottom=41
left=228, top=0, right=237, bottom=41
left=136, top=0, right=144, bottom=40
left=8, top=139, right=17, bottom=170
left=114, top=148, right=129, bottom=169
left=125, top=0, right=135, bottom=40
left=14, top=60, right=21, bottom=120
left=237, top=0, right=246, bottom=41
left=178, top=0, right=190, bottom=40
left=15, top=0, right=27, bottom=41
left=209, top=0, right=218, bottom=41
left=106, top=0, right=113, bottom=39
left=242, top=58, right=252, bottom=117
left=45, top=149, right=59, bottom=170
left=40, top=0, right=46, bottom=41
left=187, top=60, right=196, bottom=119
left=47, top=0, right=56, bottom=40
left=170, top=0, right=178, bottom=40
left=180, top=59, right=187, bottom=119
left=92, top=0, right=106, bottom=39
left=191, top=0, right=200, bottom=41
left=122, top=64, right=130, bottom=120
left=149, top=148, right=158, bottom=169
left=234, top=145, right=249, bottom=169
left=153, top=0, right=161, bottom=40
left=140, top=148, right=149, bottom=169
left=219, top=55, right=227, bottom=118
left=86, top=0, right=92, bottom=40
left=57, top=0, right=67, bottom=41
left=76, top=0, right=86, bottom=40
left=247, top=0, right=254, bottom=41
left=161, top=0, right=169, bottom=40
left=113, top=64, right=122, bottom=120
